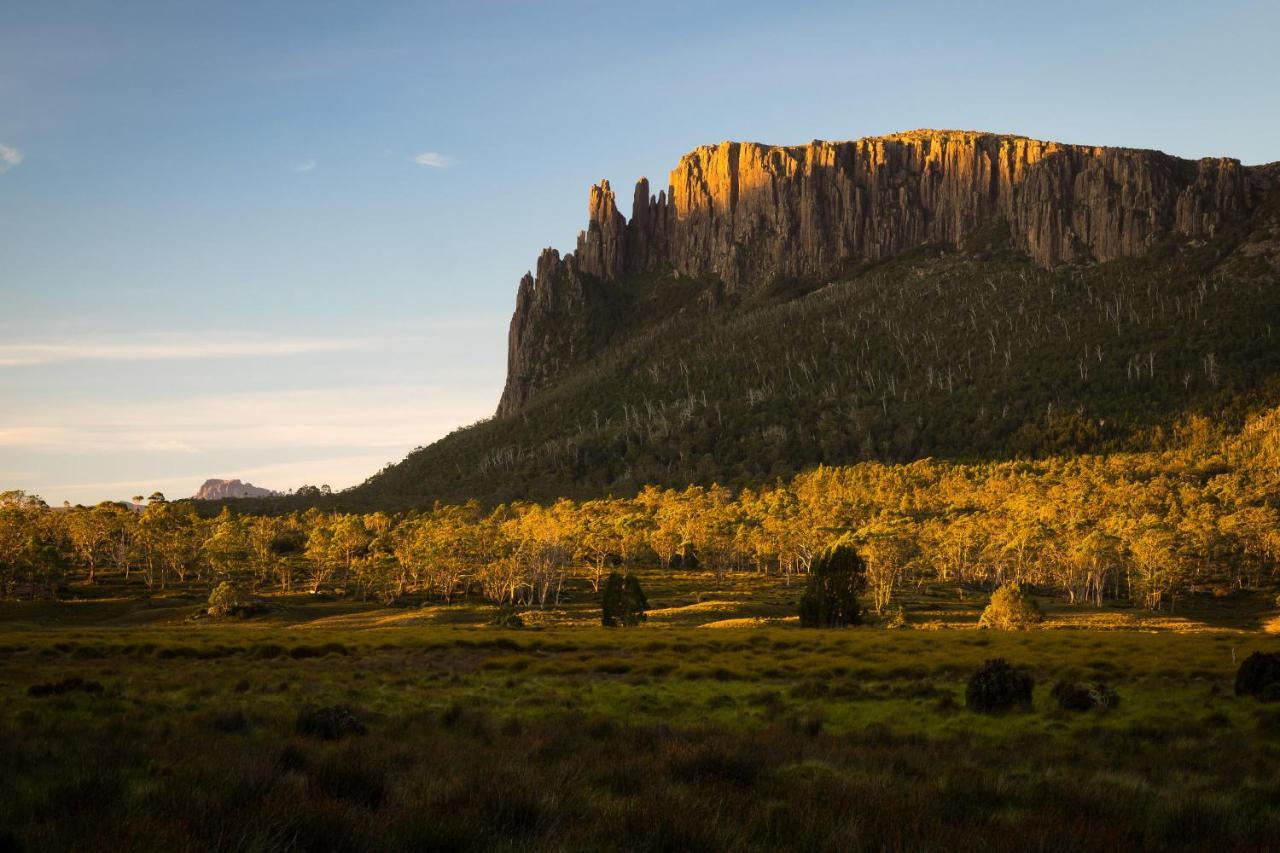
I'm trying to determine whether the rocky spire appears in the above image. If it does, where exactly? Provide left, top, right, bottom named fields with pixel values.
left=625, top=177, right=672, bottom=272
left=575, top=179, right=627, bottom=280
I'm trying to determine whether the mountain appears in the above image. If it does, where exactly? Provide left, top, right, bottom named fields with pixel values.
left=497, top=130, right=1268, bottom=416
left=193, top=479, right=277, bottom=500
left=238, top=129, right=1279, bottom=512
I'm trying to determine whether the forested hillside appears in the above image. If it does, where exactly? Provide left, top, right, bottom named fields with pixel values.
left=345, top=237, right=1278, bottom=508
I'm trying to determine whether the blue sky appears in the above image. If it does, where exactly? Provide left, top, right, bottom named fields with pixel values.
left=2, top=0, right=1277, bottom=505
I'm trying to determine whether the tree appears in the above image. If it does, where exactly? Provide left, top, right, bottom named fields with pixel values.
left=245, top=515, right=281, bottom=588
left=574, top=499, right=620, bottom=592
left=200, top=510, right=248, bottom=583
left=798, top=538, right=866, bottom=627
left=207, top=580, right=249, bottom=618
left=601, top=571, right=648, bottom=627
left=306, top=514, right=371, bottom=594
left=857, top=520, right=917, bottom=615
left=137, top=501, right=199, bottom=588
left=1127, top=524, right=1184, bottom=610
left=65, top=505, right=114, bottom=584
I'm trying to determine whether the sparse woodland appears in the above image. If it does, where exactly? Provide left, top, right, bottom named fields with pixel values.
left=5, top=400, right=1278, bottom=614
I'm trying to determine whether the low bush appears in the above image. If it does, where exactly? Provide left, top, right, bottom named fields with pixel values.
left=296, top=705, right=368, bottom=740
left=208, top=708, right=250, bottom=733
left=206, top=582, right=270, bottom=619
left=247, top=643, right=286, bottom=660
left=28, top=677, right=104, bottom=698
left=1050, top=680, right=1120, bottom=712
left=667, top=742, right=766, bottom=787
left=965, top=658, right=1033, bottom=712
left=1234, top=651, right=1280, bottom=701
left=289, top=642, right=349, bottom=659
left=601, top=572, right=648, bottom=627
left=489, top=611, right=525, bottom=629
left=978, top=583, right=1043, bottom=630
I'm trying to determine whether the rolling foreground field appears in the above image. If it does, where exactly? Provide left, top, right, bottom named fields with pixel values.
left=3, top=574, right=1280, bottom=852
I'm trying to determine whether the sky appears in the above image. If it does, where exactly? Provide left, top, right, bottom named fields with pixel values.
left=2, top=0, right=1278, bottom=505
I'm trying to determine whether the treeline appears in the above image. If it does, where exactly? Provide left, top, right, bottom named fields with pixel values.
left=3, top=407, right=1278, bottom=611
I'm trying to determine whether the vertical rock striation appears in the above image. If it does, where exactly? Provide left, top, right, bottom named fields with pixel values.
left=497, top=129, right=1271, bottom=415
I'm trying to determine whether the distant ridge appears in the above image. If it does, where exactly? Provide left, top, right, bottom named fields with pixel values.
left=193, top=478, right=277, bottom=500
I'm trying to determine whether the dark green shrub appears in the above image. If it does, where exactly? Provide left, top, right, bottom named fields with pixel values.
left=668, top=742, right=765, bottom=787
left=312, top=746, right=387, bottom=807
left=1235, top=651, right=1280, bottom=701
left=295, top=705, right=367, bottom=740
left=1051, top=680, right=1120, bottom=712
left=602, top=572, right=649, bottom=627
left=206, top=581, right=244, bottom=617
left=206, top=581, right=269, bottom=618
left=27, top=677, right=104, bottom=698
left=978, top=582, right=1043, bottom=630
left=208, top=708, right=250, bottom=733
left=798, top=538, right=866, bottom=627
left=247, top=643, right=286, bottom=659
left=965, top=658, right=1034, bottom=712
left=489, top=610, right=525, bottom=628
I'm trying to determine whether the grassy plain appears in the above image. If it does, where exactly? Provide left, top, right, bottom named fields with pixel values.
left=2, top=570, right=1279, bottom=851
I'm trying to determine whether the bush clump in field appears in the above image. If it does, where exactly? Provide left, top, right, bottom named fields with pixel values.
left=966, top=658, right=1034, bottom=712
left=1051, top=680, right=1120, bottom=712
left=489, top=610, right=525, bottom=629
left=798, top=537, right=866, bottom=628
left=601, top=572, right=648, bottom=627
left=1235, top=651, right=1280, bottom=701
left=27, top=676, right=104, bottom=698
left=206, top=581, right=269, bottom=619
left=978, top=582, right=1043, bottom=630
left=296, top=705, right=368, bottom=740
left=208, top=708, right=251, bottom=733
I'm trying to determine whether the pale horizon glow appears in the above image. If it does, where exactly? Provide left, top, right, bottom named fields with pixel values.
left=4, top=383, right=497, bottom=504
left=0, top=334, right=372, bottom=366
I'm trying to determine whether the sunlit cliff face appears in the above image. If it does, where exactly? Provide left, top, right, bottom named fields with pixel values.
left=663, top=129, right=1252, bottom=287
left=498, top=129, right=1269, bottom=417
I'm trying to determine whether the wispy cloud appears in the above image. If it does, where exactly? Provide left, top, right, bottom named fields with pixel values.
left=412, top=151, right=452, bottom=168
left=289, top=159, right=317, bottom=173
left=0, top=333, right=370, bottom=367
left=0, top=143, right=22, bottom=174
